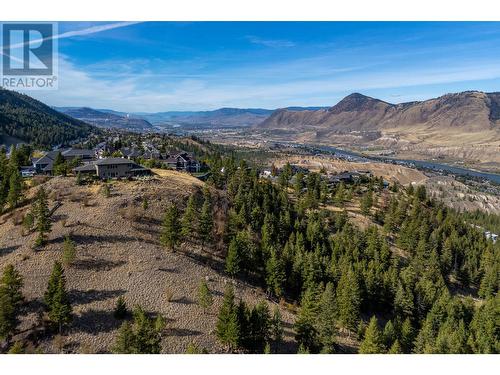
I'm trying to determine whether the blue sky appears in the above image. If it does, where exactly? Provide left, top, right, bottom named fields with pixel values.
left=21, top=22, right=500, bottom=112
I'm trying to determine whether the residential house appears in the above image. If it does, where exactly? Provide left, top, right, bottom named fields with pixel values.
left=163, top=151, right=201, bottom=172
left=32, top=148, right=96, bottom=174
left=73, top=157, right=150, bottom=179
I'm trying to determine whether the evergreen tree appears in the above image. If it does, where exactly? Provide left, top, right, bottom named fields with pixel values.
left=7, top=170, right=22, bottom=209
left=7, top=341, right=24, bottom=354
left=337, top=268, right=361, bottom=332
left=52, top=152, right=67, bottom=176
left=388, top=339, right=403, bottom=354
left=160, top=203, right=181, bottom=251
left=226, top=237, right=242, bottom=277
left=359, top=316, right=384, bottom=353
left=181, top=195, right=197, bottom=239
left=113, top=306, right=165, bottom=354
left=62, top=235, right=76, bottom=266
left=0, top=264, right=24, bottom=341
left=294, top=285, right=320, bottom=352
left=216, top=285, right=240, bottom=351
left=132, top=306, right=165, bottom=354
left=142, top=197, right=149, bottom=210
left=270, top=305, right=284, bottom=352
left=113, top=321, right=135, bottom=353
left=400, top=317, right=415, bottom=353
left=265, top=248, right=285, bottom=298
left=114, top=296, right=128, bottom=320
left=199, top=196, right=213, bottom=249
left=317, top=282, right=338, bottom=353
left=33, top=187, right=51, bottom=247
left=468, top=296, right=499, bottom=353
left=197, top=279, right=213, bottom=313
left=360, top=189, right=373, bottom=215
left=44, top=261, right=72, bottom=333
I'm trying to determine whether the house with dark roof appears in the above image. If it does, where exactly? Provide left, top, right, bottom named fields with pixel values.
left=32, top=148, right=96, bottom=174
left=163, top=151, right=201, bottom=172
left=120, top=147, right=142, bottom=159
left=61, top=148, right=95, bottom=161
left=73, top=157, right=150, bottom=179
left=32, top=151, right=60, bottom=174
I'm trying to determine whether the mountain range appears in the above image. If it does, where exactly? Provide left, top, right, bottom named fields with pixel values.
left=56, top=106, right=327, bottom=129
left=259, top=91, right=500, bottom=135
left=55, top=107, right=154, bottom=132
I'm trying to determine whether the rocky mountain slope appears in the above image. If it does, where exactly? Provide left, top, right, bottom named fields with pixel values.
left=258, top=91, right=500, bottom=171
left=260, top=91, right=500, bottom=135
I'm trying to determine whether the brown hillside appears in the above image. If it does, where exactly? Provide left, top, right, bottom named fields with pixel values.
left=0, top=173, right=298, bottom=353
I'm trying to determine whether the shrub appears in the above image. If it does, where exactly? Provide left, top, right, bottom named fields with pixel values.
left=114, top=296, right=128, bottom=320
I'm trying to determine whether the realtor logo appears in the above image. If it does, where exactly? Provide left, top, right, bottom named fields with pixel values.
left=1, top=22, right=58, bottom=89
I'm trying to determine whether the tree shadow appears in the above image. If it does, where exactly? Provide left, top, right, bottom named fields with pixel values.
left=68, top=288, right=126, bottom=306
left=72, top=309, right=123, bottom=334
left=47, top=234, right=156, bottom=246
left=0, top=244, right=20, bottom=257
left=164, top=327, right=202, bottom=337
left=171, top=296, right=194, bottom=305
left=72, top=258, right=127, bottom=271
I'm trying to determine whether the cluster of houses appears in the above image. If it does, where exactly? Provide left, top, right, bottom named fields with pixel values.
left=260, top=165, right=376, bottom=187
left=22, top=141, right=202, bottom=180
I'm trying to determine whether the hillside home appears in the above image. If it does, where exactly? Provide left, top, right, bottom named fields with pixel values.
left=163, top=151, right=201, bottom=172
left=73, top=157, right=150, bottom=179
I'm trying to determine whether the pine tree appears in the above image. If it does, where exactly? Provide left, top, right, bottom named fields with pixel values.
left=359, top=316, right=384, bottom=353
left=265, top=248, right=285, bottom=298
left=294, top=285, right=320, bottom=352
left=132, top=306, right=165, bottom=354
left=52, top=152, right=67, bottom=176
left=360, top=189, right=373, bottom=215
left=181, top=196, right=197, bottom=239
left=270, top=306, right=283, bottom=352
left=197, top=279, right=213, bottom=313
left=400, top=317, right=415, bottom=353
left=7, top=341, right=24, bottom=354
left=383, top=319, right=396, bottom=350
left=112, top=306, right=165, bottom=354
left=160, top=203, right=181, bottom=251
left=216, top=285, right=240, bottom=351
left=388, top=339, right=403, bottom=353
left=7, top=170, right=22, bottom=209
left=113, top=321, right=135, bottom=353
left=114, top=296, right=128, bottom=319
left=62, top=235, right=76, bottom=266
left=0, top=264, right=24, bottom=341
left=317, top=282, right=338, bottom=353
left=44, top=261, right=72, bottom=333
left=199, top=196, right=213, bottom=249
left=337, top=268, right=361, bottom=332
left=33, top=187, right=51, bottom=247
left=225, top=237, right=241, bottom=277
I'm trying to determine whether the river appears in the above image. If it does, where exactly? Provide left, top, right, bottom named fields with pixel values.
left=295, top=143, right=500, bottom=184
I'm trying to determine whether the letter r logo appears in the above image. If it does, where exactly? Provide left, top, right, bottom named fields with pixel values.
left=2, top=23, right=53, bottom=76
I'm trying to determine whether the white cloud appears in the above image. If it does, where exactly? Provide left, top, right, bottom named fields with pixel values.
left=246, top=35, right=295, bottom=48
left=19, top=52, right=500, bottom=112
left=7, top=22, right=141, bottom=50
